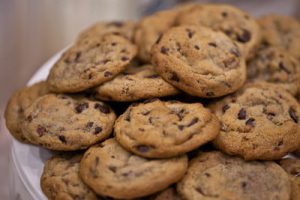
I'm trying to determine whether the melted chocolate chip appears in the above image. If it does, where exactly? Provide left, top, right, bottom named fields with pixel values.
left=208, top=42, right=217, bottom=47
left=160, top=46, right=169, bottom=55
left=222, top=104, right=230, bottom=113
left=27, top=115, right=33, bottom=122
left=37, top=125, right=46, bottom=137
left=104, top=71, right=113, bottom=77
left=108, top=166, right=117, bottom=173
left=94, top=103, right=111, bottom=114
left=145, top=74, right=159, bottom=79
left=222, top=12, right=228, bottom=17
left=237, top=29, right=251, bottom=43
left=194, top=45, right=200, bottom=50
left=289, top=107, right=298, bottom=123
left=241, top=182, right=247, bottom=188
left=178, top=125, right=185, bottom=130
left=170, top=72, right=179, bottom=82
left=58, top=135, right=67, bottom=143
left=136, top=145, right=149, bottom=153
left=75, top=102, right=89, bottom=113
left=238, top=108, right=247, bottom=120
left=121, top=56, right=129, bottom=61
left=187, top=117, right=199, bottom=127
left=186, top=28, right=194, bottom=38
left=245, top=118, right=256, bottom=127
left=94, top=126, right=102, bottom=134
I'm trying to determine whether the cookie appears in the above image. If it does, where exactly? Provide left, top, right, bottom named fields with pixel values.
left=4, top=81, right=49, bottom=142
left=279, top=158, right=300, bottom=200
left=151, top=25, right=246, bottom=98
left=247, top=46, right=300, bottom=95
left=78, top=21, right=135, bottom=42
left=21, top=94, right=116, bottom=150
left=258, top=14, right=300, bottom=61
left=95, top=64, right=179, bottom=102
left=154, top=187, right=181, bottom=200
left=176, top=4, right=261, bottom=58
left=177, top=151, right=291, bottom=200
left=79, top=138, right=188, bottom=199
left=47, top=34, right=137, bottom=93
left=210, top=82, right=300, bottom=160
left=134, top=10, right=178, bottom=62
left=115, top=99, right=220, bottom=158
left=41, top=154, right=98, bottom=200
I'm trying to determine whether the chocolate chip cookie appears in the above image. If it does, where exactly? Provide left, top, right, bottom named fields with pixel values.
left=78, top=21, right=135, bottom=42
left=247, top=46, right=300, bottom=95
left=210, top=82, right=300, bottom=160
left=151, top=25, right=246, bottom=98
left=79, top=138, right=188, bottom=199
left=41, top=154, right=98, bottom=200
left=177, top=151, right=291, bottom=200
left=47, top=34, right=137, bottom=93
left=95, top=64, right=179, bottom=102
left=4, top=81, right=49, bottom=142
left=154, top=187, right=182, bottom=200
left=134, top=10, right=178, bottom=62
left=279, top=158, right=300, bottom=200
left=115, top=99, right=220, bottom=158
left=176, top=4, right=261, bottom=58
left=258, top=14, right=300, bottom=61
left=21, top=94, right=116, bottom=150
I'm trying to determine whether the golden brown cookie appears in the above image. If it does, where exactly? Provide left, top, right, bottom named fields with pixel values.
left=80, top=138, right=188, bottom=199
left=177, top=151, right=291, bottom=200
left=210, top=82, right=300, bottom=160
left=151, top=25, right=246, bottom=98
left=22, top=94, right=116, bottom=150
left=47, top=34, right=137, bottom=93
left=4, top=81, right=49, bottom=142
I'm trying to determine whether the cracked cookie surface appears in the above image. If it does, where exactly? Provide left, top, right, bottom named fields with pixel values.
left=41, top=154, right=98, bottom=200
left=22, top=94, right=116, bottom=150
left=47, top=34, right=137, bottom=93
left=151, top=25, right=246, bottom=98
left=4, top=81, right=49, bottom=143
left=247, top=46, right=300, bottom=95
left=176, top=4, right=261, bottom=58
left=210, top=83, right=300, bottom=160
left=115, top=99, right=220, bottom=158
left=279, top=158, right=300, bottom=200
left=95, top=64, right=179, bottom=102
left=79, top=138, right=188, bottom=199
left=177, top=151, right=291, bottom=200
left=258, top=14, right=300, bottom=61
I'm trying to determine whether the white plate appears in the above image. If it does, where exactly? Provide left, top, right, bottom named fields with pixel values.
left=10, top=49, right=65, bottom=200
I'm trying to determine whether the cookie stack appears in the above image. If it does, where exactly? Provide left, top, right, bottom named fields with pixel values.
left=5, top=3, right=300, bottom=200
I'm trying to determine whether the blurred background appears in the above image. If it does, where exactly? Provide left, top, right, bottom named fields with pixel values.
left=0, top=0, right=299, bottom=199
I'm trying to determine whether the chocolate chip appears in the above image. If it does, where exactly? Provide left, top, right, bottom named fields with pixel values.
left=26, top=115, right=33, bottom=122
left=86, top=122, right=94, bottom=129
left=241, top=182, right=247, bottom=188
left=94, top=126, right=102, bottom=134
left=136, top=145, right=149, bottom=153
left=75, top=102, right=89, bottom=113
left=94, top=103, right=111, bottom=114
left=187, top=117, right=199, bottom=127
left=37, top=125, right=46, bottom=137
left=194, top=45, right=200, bottom=50
left=245, top=118, right=255, bottom=127
left=104, top=71, right=113, bottom=77
left=206, top=92, right=215, bottom=97
left=222, top=104, right=230, bottom=113
left=160, top=46, right=169, bottom=55
left=138, top=128, right=145, bottom=132
left=279, top=62, right=291, bottom=74
left=237, top=29, right=251, bottom=43
left=125, top=112, right=131, bottom=122
left=144, top=74, right=159, bottom=79
left=208, top=42, right=217, bottom=47
left=289, top=107, right=298, bottom=123
left=111, top=42, right=117, bottom=46
left=186, top=28, right=194, bottom=38
left=108, top=166, right=117, bottom=173
left=58, top=135, right=67, bottom=143
left=204, top=172, right=211, bottom=177
left=108, top=21, right=123, bottom=27
left=238, top=108, right=247, bottom=120
left=121, top=56, right=129, bottom=61
left=88, top=74, right=93, bottom=79
left=178, top=125, right=185, bottom=130
left=142, top=111, right=150, bottom=116
left=95, top=156, right=100, bottom=165
left=74, top=52, right=81, bottom=62
left=222, top=12, right=228, bottom=17
left=170, top=72, right=179, bottom=82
